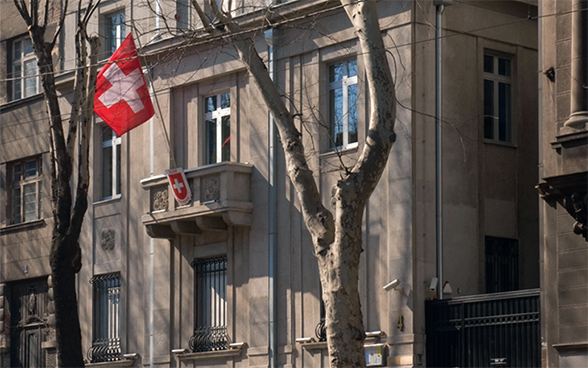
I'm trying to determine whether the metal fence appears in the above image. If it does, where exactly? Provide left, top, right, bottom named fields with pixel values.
left=425, top=289, right=540, bottom=367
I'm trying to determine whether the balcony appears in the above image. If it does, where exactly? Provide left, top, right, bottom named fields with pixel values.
left=140, top=162, right=253, bottom=238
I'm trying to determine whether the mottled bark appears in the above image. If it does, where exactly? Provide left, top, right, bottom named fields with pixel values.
left=13, top=0, right=100, bottom=366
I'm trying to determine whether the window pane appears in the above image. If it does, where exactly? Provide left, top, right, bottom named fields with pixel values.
left=102, top=146, right=113, bottom=198
left=24, top=183, right=37, bottom=221
left=24, top=59, right=38, bottom=97
left=90, top=274, right=121, bottom=363
left=221, top=116, right=230, bottom=162
left=106, top=12, right=125, bottom=57
left=13, top=187, right=22, bottom=223
left=484, top=79, right=495, bottom=140
left=23, top=38, right=34, bottom=55
left=329, top=63, right=343, bottom=83
left=330, top=88, right=343, bottom=147
left=498, top=82, right=511, bottom=142
left=14, top=64, right=22, bottom=99
left=206, top=119, right=217, bottom=164
left=25, top=160, right=38, bottom=178
left=102, top=126, right=114, bottom=145
left=220, top=92, right=230, bottom=109
left=205, top=96, right=217, bottom=113
left=348, top=84, right=358, bottom=144
left=498, top=57, right=511, bottom=76
left=348, top=60, right=357, bottom=78
left=484, top=55, right=494, bottom=73
left=115, top=144, right=121, bottom=195
left=176, top=0, right=190, bottom=29
left=13, top=163, right=22, bottom=181
left=13, top=40, right=22, bottom=61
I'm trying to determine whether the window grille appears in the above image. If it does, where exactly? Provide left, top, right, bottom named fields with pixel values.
left=486, top=236, right=519, bottom=293
left=88, top=273, right=122, bottom=363
left=329, top=59, right=358, bottom=149
left=190, top=257, right=229, bottom=352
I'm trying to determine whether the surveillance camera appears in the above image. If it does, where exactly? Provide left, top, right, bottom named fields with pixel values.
left=383, top=279, right=400, bottom=291
left=429, top=277, right=438, bottom=292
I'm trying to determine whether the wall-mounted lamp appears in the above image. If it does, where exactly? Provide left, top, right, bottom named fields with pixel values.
left=443, top=281, right=453, bottom=295
left=383, top=279, right=400, bottom=291
left=429, top=277, right=438, bottom=293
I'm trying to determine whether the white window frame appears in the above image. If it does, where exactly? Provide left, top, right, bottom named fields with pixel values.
left=104, top=10, right=125, bottom=59
left=203, top=92, right=231, bottom=165
left=10, top=157, right=42, bottom=224
left=328, top=59, right=358, bottom=149
left=483, top=53, right=513, bottom=143
left=11, top=36, right=39, bottom=101
left=100, top=125, right=122, bottom=200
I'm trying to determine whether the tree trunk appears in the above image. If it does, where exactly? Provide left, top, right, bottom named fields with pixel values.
left=318, top=203, right=366, bottom=367
left=50, top=235, right=84, bottom=367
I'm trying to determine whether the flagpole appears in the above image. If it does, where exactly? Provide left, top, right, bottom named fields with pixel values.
left=134, top=34, right=176, bottom=169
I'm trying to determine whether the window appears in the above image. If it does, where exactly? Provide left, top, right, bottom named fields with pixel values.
left=89, top=273, right=122, bottom=363
left=484, top=53, right=512, bottom=142
left=329, top=59, right=358, bottom=149
left=486, top=236, right=518, bottom=293
left=9, top=157, right=42, bottom=224
left=190, top=257, right=229, bottom=352
left=100, top=125, right=121, bottom=200
left=104, top=11, right=125, bottom=59
left=10, top=37, right=39, bottom=100
left=176, top=0, right=191, bottom=30
left=204, top=93, right=231, bottom=164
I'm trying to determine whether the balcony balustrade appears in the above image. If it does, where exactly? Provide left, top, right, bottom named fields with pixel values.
left=140, top=162, right=253, bottom=238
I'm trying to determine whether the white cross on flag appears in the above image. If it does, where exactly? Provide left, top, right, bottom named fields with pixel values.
left=94, top=33, right=154, bottom=136
left=165, top=168, right=192, bottom=205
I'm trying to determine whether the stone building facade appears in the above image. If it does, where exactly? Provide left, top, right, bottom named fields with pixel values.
left=1, top=1, right=540, bottom=367
left=537, top=0, right=588, bottom=367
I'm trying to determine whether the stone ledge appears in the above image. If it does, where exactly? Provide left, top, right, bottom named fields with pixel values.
left=173, top=343, right=247, bottom=362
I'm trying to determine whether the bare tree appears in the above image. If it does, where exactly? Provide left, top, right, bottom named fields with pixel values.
left=186, top=1, right=397, bottom=366
left=12, top=0, right=101, bottom=366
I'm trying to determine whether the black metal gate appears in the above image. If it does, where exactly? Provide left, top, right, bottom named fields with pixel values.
left=425, top=289, right=540, bottom=367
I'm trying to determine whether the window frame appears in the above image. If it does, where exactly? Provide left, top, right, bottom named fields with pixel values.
left=89, top=273, right=122, bottom=363
left=9, top=156, right=43, bottom=225
left=203, top=92, right=231, bottom=165
left=99, top=124, right=122, bottom=201
left=483, top=52, right=514, bottom=144
left=328, top=58, right=359, bottom=150
left=10, top=36, right=39, bottom=101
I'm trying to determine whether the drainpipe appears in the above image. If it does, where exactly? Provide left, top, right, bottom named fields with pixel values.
left=433, top=0, right=451, bottom=300
left=264, top=26, right=278, bottom=368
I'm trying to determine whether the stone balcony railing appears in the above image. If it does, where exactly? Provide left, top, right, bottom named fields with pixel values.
left=140, top=162, right=253, bottom=238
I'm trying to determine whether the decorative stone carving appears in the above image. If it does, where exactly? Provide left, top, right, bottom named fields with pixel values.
left=101, top=229, right=116, bottom=251
left=537, top=173, right=588, bottom=241
left=563, top=192, right=587, bottom=241
left=202, top=175, right=220, bottom=202
left=152, top=186, right=168, bottom=211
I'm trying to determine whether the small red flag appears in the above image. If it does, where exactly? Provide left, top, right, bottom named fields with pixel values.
left=94, top=33, right=154, bottom=136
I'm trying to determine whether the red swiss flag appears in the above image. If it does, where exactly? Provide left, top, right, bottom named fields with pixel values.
left=94, top=33, right=154, bottom=136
